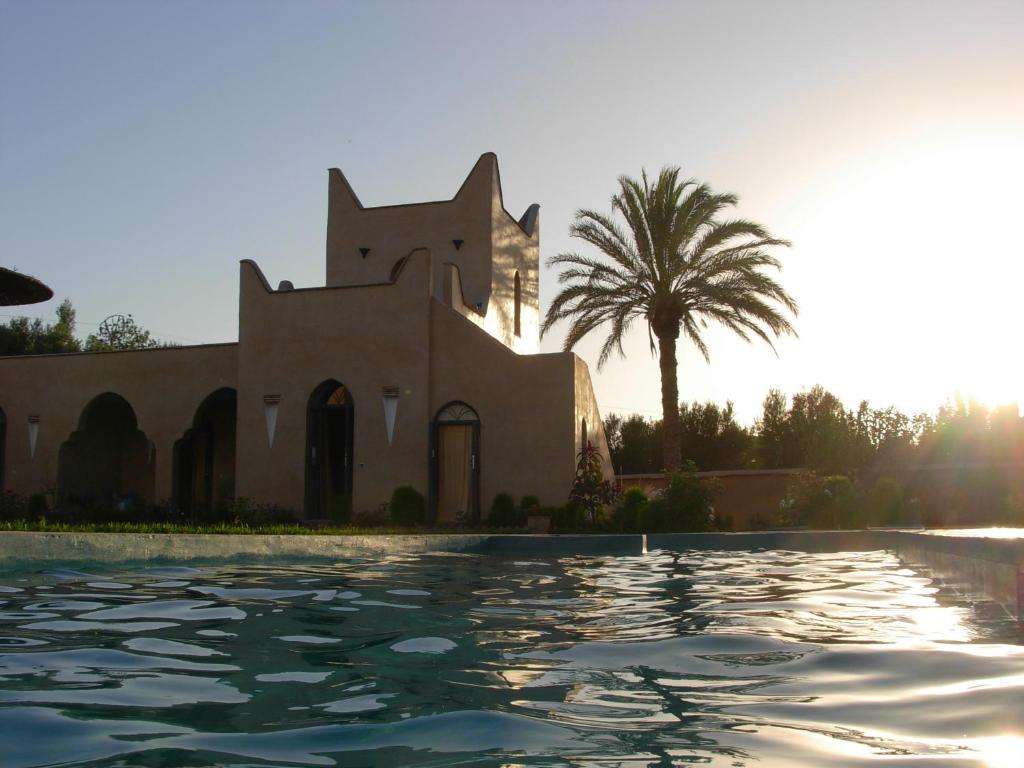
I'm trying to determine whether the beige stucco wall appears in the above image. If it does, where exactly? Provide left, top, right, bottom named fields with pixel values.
left=325, top=153, right=539, bottom=354
left=0, top=344, right=238, bottom=502
left=574, top=356, right=614, bottom=479
left=429, top=297, right=578, bottom=509
left=235, top=252, right=433, bottom=515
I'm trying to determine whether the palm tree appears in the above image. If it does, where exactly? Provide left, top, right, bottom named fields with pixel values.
left=542, top=167, right=797, bottom=471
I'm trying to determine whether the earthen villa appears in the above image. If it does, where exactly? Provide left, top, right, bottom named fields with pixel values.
left=0, top=154, right=612, bottom=522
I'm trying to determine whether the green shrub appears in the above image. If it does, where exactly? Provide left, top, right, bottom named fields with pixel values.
left=487, top=493, right=517, bottom=527
left=638, top=463, right=717, bottom=533
left=550, top=503, right=585, bottom=532
left=0, top=491, right=28, bottom=522
left=353, top=504, right=389, bottom=527
left=27, top=493, right=48, bottom=521
left=569, top=442, right=618, bottom=523
left=226, top=497, right=297, bottom=526
left=868, top=477, right=903, bottom=526
left=823, top=475, right=857, bottom=528
left=329, top=494, right=353, bottom=525
left=782, top=472, right=861, bottom=529
left=389, top=486, right=425, bottom=526
left=749, top=511, right=778, bottom=531
left=611, top=487, right=648, bottom=532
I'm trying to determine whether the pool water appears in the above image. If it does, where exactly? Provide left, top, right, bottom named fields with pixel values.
left=0, top=549, right=1022, bottom=767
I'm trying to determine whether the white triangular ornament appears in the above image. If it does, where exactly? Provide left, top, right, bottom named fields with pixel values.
left=265, top=401, right=279, bottom=447
left=383, top=395, right=398, bottom=446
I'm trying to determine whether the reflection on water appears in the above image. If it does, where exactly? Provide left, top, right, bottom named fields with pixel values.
left=0, top=549, right=1021, bottom=767
left=923, top=527, right=1024, bottom=539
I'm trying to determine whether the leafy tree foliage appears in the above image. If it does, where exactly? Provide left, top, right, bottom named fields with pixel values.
left=0, top=299, right=81, bottom=356
left=605, top=401, right=752, bottom=473
left=84, top=314, right=160, bottom=352
left=611, top=388, right=1024, bottom=476
left=638, top=462, right=718, bottom=532
left=604, top=413, right=662, bottom=473
left=679, top=400, right=753, bottom=470
left=0, top=303, right=169, bottom=356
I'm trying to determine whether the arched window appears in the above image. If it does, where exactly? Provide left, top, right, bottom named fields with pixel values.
left=431, top=401, right=480, bottom=524
left=436, top=402, right=478, bottom=422
left=513, top=271, right=522, bottom=337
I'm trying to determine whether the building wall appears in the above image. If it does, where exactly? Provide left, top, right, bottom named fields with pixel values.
left=0, top=344, right=238, bottom=502
left=0, top=155, right=611, bottom=520
left=235, top=253, right=434, bottom=515
left=574, top=356, right=614, bottom=478
left=429, top=296, right=577, bottom=509
left=618, top=470, right=800, bottom=531
left=325, top=153, right=539, bottom=353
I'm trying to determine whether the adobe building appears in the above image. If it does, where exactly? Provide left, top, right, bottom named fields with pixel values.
left=0, top=154, right=611, bottom=522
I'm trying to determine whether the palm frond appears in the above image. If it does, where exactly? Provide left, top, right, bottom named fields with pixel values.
left=543, top=165, right=797, bottom=372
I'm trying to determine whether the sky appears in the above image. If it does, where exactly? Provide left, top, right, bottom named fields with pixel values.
left=2, top=0, right=1022, bottom=425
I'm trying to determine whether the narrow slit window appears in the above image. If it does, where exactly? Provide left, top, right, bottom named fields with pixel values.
left=513, top=271, right=521, bottom=337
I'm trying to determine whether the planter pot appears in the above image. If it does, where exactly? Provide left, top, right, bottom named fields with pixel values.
left=527, top=515, right=551, bottom=534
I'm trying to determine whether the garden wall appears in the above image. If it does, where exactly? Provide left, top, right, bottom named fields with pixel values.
left=620, top=464, right=1024, bottom=531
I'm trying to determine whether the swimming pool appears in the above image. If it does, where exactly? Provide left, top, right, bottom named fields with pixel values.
left=1, top=548, right=1022, bottom=766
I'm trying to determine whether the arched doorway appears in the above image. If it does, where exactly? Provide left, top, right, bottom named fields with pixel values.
left=173, top=388, right=237, bottom=517
left=57, top=393, right=154, bottom=513
left=430, top=401, right=480, bottom=524
left=305, top=380, right=354, bottom=519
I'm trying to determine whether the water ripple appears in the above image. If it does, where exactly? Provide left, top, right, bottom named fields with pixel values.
left=0, top=548, right=1020, bottom=766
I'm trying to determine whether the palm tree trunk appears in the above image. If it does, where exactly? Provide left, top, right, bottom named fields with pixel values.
left=657, top=331, right=682, bottom=472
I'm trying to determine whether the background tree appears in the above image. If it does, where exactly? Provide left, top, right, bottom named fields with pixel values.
left=679, top=400, right=753, bottom=470
left=756, top=388, right=790, bottom=468
left=604, top=413, right=662, bottom=474
left=84, top=314, right=161, bottom=352
left=0, top=299, right=81, bottom=355
left=543, top=167, right=797, bottom=471
left=613, top=388, right=1023, bottom=477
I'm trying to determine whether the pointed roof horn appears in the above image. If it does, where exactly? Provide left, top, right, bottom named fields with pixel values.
left=518, top=204, right=540, bottom=237
left=328, top=167, right=364, bottom=210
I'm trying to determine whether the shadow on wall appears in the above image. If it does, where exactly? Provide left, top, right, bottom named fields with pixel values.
left=57, top=393, right=155, bottom=514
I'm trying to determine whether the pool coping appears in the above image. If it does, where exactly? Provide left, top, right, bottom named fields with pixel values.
left=1, top=529, right=1022, bottom=620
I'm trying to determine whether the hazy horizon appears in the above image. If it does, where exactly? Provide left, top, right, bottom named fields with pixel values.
left=3, top=0, right=1022, bottom=425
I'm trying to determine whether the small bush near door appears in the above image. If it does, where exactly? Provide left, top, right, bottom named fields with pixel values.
left=390, top=486, right=426, bottom=526
left=487, top=493, right=517, bottom=527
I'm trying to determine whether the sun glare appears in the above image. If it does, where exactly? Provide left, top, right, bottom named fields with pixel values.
left=787, top=126, right=1024, bottom=415
left=973, top=736, right=1024, bottom=768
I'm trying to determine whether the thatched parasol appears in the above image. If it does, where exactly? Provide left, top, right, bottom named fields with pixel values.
left=0, top=267, right=53, bottom=306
